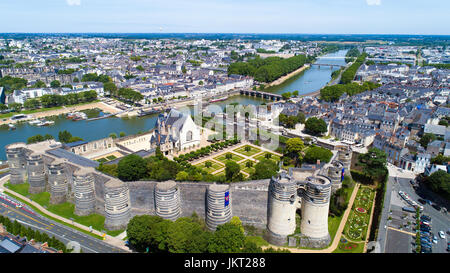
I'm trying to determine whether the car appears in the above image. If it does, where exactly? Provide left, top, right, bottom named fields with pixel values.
left=432, top=236, right=438, bottom=244
left=424, top=199, right=432, bottom=205
left=418, top=199, right=426, bottom=205
left=439, top=231, right=446, bottom=239
left=421, top=215, right=432, bottom=221
left=432, top=204, right=441, bottom=211
left=421, top=221, right=431, bottom=227
left=420, top=232, right=430, bottom=237
left=421, top=228, right=431, bottom=233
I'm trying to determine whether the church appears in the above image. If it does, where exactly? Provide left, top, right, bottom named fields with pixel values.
left=150, top=108, right=201, bottom=156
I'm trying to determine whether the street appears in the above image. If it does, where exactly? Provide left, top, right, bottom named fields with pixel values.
left=0, top=192, right=127, bottom=253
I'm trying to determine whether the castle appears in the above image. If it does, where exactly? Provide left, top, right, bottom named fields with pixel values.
left=5, top=138, right=352, bottom=248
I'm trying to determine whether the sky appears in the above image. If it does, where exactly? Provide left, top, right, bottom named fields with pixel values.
left=0, top=0, right=449, bottom=34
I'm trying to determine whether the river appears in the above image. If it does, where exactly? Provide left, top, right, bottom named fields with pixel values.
left=0, top=49, right=348, bottom=160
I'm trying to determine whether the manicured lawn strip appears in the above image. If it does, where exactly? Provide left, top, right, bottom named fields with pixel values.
left=214, top=153, right=245, bottom=164
left=233, top=145, right=262, bottom=157
left=328, top=215, right=343, bottom=243
left=195, top=160, right=224, bottom=173
left=106, top=155, right=117, bottom=161
left=97, top=158, right=108, bottom=163
left=253, top=152, right=281, bottom=162
left=2, top=191, right=104, bottom=240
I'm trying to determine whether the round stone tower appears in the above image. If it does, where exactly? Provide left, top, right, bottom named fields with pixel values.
left=206, top=183, right=232, bottom=231
left=5, top=142, right=27, bottom=185
left=154, top=181, right=181, bottom=221
left=338, top=146, right=352, bottom=175
left=48, top=158, right=69, bottom=204
left=300, top=175, right=332, bottom=247
left=73, top=168, right=96, bottom=216
left=26, top=152, right=46, bottom=194
left=266, top=173, right=298, bottom=246
left=327, top=160, right=345, bottom=193
left=104, top=178, right=132, bottom=230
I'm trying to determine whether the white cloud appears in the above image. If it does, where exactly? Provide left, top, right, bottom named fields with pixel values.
left=66, top=0, right=81, bottom=6
left=366, top=0, right=381, bottom=5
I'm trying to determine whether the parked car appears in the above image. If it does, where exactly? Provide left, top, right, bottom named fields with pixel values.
left=418, top=199, right=426, bottom=205
left=432, top=236, right=438, bottom=244
left=424, top=199, right=432, bottom=205
left=439, top=231, right=446, bottom=239
left=421, top=215, right=432, bottom=221
left=432, top=204, right=441, bottom=211
left=420, top=232, right=430, bottom=237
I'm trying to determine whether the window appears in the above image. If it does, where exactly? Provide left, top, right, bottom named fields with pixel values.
left=186, top=130, right=193, bottom=142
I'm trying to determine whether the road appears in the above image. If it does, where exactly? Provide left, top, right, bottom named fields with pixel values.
left=0, top=193, right=127, bottom=253
left=0, top=172, right=126, bottom=253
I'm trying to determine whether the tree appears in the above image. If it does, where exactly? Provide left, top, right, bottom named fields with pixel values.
left=419, top=133, right=436, bottom=149
left=304, top=146, right=333, bottom=164
left=103, top=82, right=117, bottom=97
left=292, top=90, right=299, bottom=96
left=358, top=148, right=387, bottom=181
left=430, top=154, right=450, bottom=165
left=23, top=98, right=40, bottom=110
left=252, top=159, right=279, bottom=179
left=8, top=102, right=22, bottom=112
left=207, top=222, right=245, bottom=253
left=50, top=80, right=61, bottom=88
left=229, top=216, right=244, bottom=234
left=225, top=161, right=242, bottom=182
left=109, top=133, right=117, bottom=139
left=27, top=134, right=45, bottom=144
left=166, top=217, right=210, bottom=253
left=304, top=117, right=327, bottom=136
left=32, top=80, right=46, bottom=88
left=205, top=161, right=212, bottom=168
left=225, top=153, right=233, bottom=160
left=119, top=131, right=126, bottom=138
left=175, top=171, right=189, bottom=181
left=58, top=130, right=73, bottom=143
left=126, top=215, right=165, bottom=252
left=285, top=138, right=305, bottom=160
left=117, top=154, right=148, bottom=181
left=282, top=92, right=291, bottom=100
left=425, top=170, right=450, bottom=199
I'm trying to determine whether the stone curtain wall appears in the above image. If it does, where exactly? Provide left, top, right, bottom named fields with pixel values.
left=126, top=179, right=271, bottom=229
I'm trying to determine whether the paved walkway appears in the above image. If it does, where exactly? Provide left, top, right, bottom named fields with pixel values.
left=387, top=226, right=416, bottom=236
left=0, top=175, right=131, bottom=252
left=262, top=183, right=361, bottom=253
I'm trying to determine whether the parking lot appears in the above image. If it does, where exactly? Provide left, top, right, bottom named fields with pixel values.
left=386, top=176, right=449, bottom=253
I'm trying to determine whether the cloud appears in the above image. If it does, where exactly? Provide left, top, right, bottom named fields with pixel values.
left=366, top=0, right=381, bottom=5
left=66, top=0, right=81, bottom=6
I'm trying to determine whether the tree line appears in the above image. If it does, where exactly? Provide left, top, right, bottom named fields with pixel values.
left=320, top=81, right=380, bottom=102
left=228, top=54, right=312, bottom=83
left=0, top=215, right=68, bottom=252
left=126, top=214, right=289, bottom=253
left=340, top=53, right=367, bottom=84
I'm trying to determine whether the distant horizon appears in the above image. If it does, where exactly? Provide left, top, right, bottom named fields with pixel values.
left=1, top=32, right=450, bottom=36
left=1, top=1, right=449, bottom=35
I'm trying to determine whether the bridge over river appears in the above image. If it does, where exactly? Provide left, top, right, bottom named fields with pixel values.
left=239, top=90, right=283, bottom=101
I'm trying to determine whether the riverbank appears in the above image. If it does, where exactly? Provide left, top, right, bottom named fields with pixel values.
left=0, top=101, right=122, bottom=126
left=266, top=64, right=311, bottom=87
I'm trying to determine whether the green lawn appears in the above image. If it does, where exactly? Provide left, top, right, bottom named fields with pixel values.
left=194, top=160, right=224, bottom=174
left=239, top=160, right=256, bottom=176
left=253, top=151, right=281, bottom=163
left=96, top=158, right=108, bottom=163
left=106, top=155, right=117, bottom=161
left=5, top=182, right=30, bottom=197
left=214, top=152, right=245, bottom=164
left=333, top=240, right=365, bottom=253
left=233, top=145, right=262, bottom=157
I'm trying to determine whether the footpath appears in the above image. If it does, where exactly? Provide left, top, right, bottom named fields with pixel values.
left=0, top=175, right=131, bottom=252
